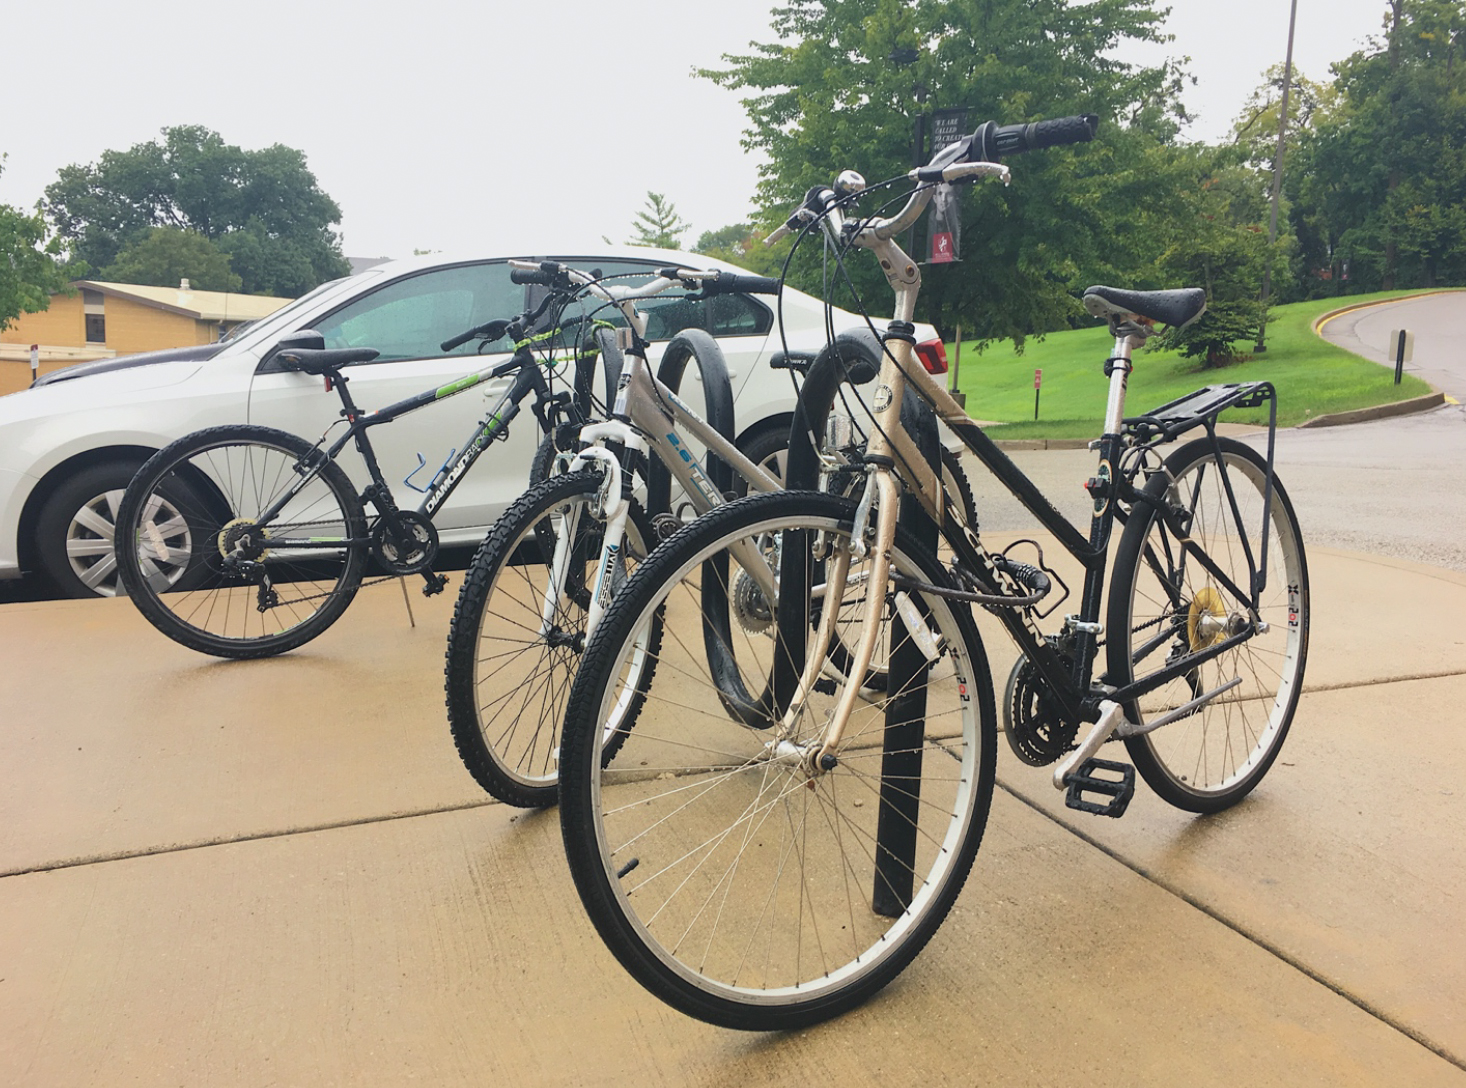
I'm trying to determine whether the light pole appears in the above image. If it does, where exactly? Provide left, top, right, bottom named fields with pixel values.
left=1255, top=0, right=1299, bottom=352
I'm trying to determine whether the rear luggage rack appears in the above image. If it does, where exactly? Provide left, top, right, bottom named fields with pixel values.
left=1124, top=382, right=1274, bottom=445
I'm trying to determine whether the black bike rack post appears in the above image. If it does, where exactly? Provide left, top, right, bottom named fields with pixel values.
left=872, top=388, right=940, bottom=918
left=646, top=329, right=737, bottom=517
left=776, top=330, right=883, bottom=715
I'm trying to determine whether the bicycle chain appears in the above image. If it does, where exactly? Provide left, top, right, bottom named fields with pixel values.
left=217, top=516, right=406, bottom=608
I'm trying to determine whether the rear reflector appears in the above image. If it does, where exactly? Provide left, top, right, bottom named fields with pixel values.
left=914, top=338, right=949, bottom=375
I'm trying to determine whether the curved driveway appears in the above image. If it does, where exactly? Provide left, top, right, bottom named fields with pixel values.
left=1319, top=290, right=1466, bottom=400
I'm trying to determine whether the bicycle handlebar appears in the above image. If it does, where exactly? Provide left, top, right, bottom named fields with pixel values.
left=965, top=114, right=1099, bottom=162
left=439, top=288, right=560, bottom=353
left=682, top=270, right=781, bottom=297
left=440, top=320, right=510, bottom=353
left=766, top=113, right=1100, bottom=246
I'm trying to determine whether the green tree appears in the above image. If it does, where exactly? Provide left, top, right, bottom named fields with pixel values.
left=1287, top=0, right=1466, bottom=294
left=100, top=227, right=242, bottom=291
left=689, top=222, right=791, bottom=275
left=701, top=0, right=1193, bottom=343
left=1155, top=149, right=1279, bottom=365
left=1230, top=65, right=1338, bottom=171
left=0, top=159, right=72, bottom=332
left=44, top=126, right=350, bottom=297
left=627, top=192, right=691, bottom=249
left=692, top=222, right=757, bottom=261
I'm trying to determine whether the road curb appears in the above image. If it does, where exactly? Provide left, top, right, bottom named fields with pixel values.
left=1297, top=391, right=1446, bottom=428
left=1311, top=288, right=1466, bottom=335
left=990, top=437, right=1093, bottom=450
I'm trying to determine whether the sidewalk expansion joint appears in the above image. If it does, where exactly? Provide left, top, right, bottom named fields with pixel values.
left=1302, top=667, right=1466, bottom=694
left=996, top=778, right=1466, bottom=1074
left=0, top=798, right=502, bottom=880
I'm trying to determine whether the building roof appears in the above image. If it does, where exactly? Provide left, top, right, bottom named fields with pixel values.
left=74, top=280, right=293, bottom=323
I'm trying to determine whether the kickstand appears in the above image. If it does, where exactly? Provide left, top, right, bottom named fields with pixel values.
left=398, top=576, right=417, bottom=628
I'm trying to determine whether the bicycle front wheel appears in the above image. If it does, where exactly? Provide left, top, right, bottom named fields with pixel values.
left=559, top=491, right=996, bottom=1031
left=445, top=469, right=657, bottom=808
left=116, top=425, right=368, bottom=658
left=1107, top=435, right=1309, bottom=812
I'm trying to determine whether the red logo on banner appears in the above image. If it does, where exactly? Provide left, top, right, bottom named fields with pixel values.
left=930, top=232, right=955, bottom=263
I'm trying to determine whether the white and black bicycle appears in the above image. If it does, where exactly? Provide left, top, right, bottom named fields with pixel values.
left=443, top=260, right=977, bottom=807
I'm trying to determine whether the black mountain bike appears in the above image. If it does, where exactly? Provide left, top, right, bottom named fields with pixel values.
left=115, top=283, right=612, bottom=658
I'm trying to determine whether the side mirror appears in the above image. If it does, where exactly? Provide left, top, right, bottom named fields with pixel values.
left=275, top=329, right=325, bottom=352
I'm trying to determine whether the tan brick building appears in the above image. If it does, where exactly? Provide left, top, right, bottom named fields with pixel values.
left=0, top=280, right=291, bottom=394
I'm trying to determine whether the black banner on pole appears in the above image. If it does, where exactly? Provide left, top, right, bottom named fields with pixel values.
left=929, top=107, right=969, bottom=154
left=926, top=107, right=968, bottom=264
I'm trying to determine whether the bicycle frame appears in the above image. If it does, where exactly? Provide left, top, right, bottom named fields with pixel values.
left=779, top=174, right=1280, bottom=774
left=536, top=265, right=783, bottom=635
left=239, top=347, right=561, bottom=554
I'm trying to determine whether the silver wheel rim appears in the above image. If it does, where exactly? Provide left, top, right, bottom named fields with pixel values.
left=66, top=488, right=191, bottom=597
left=584, top=509, right=983, bottom=1007
left=1128, top=453, right=1306, bottom=796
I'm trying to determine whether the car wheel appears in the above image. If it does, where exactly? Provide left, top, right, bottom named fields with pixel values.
left=34, top=461, right=201, bottom=599
left=735, top=422, right=790, bottom=494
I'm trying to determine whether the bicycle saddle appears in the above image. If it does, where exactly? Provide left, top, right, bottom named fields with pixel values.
left=278, top=346, right=381, bottom=374
left=1082, top=286, right=1207, bottom=330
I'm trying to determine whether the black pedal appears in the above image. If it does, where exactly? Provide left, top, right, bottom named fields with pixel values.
left=421, top=572, right=448, bottom=597
left=1063, top=757, right=1135, bottom=818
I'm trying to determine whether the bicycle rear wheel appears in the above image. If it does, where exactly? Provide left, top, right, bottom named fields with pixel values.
left=116, top=425, right=368, bottom=658
left=559, top=491, right=996, bottom=1030
left=1107, top=435, right=1309, bottom=812
left=445, top=469, right=657, bottom=808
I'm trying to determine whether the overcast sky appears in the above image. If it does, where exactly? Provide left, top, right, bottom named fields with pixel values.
left=1, top=0, right=1392, bottom=264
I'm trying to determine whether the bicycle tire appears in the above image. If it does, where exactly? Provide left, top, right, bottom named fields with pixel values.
left=116, top=424, right=368, bottom=658
left=1107, top=436, right=1309, bottom=813
left=737, top=424, right=977, bottom=530
left=445, top=469, right=658, bottom=808
left=559, top=490, right=996, bottom=1030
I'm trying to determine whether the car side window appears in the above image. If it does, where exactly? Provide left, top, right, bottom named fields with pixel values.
left=314, top=263, right=523, bottom=363
left=548, top=259, right=772, bottom=342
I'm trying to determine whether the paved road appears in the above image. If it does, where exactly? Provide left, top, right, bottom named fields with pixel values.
left=1318, top=290, right=1466, bottom=400
left=970, top=402, right=1466, bottom=573
left=968, top=289, right=1466, bottom=573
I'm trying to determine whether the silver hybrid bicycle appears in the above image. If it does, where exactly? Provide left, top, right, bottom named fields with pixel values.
left=555, top=114, right=1310, bottom=1030
left=444, top=260, right=979, bottom=807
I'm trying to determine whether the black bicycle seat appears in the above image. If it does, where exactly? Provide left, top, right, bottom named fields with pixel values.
left=1082, top=286, right=1207, bottom=329
left=278, top=347, right=381, bottom=374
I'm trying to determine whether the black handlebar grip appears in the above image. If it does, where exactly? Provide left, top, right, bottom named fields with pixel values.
left=967, top=114, right=1099, bottom=162
left=992, top=114, right=1099, bottom=156
left=439, top=330, right=478, bottom=351
left=709, top=273, right=781, bottom=296
left=510, top=268, right=553, bottom=285
left=1025, top=113, right=1100, bottom=150
left=440, top=319, right=508, bottom=352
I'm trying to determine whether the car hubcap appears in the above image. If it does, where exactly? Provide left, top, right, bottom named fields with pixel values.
left=67, top=488, right=191, bottom=597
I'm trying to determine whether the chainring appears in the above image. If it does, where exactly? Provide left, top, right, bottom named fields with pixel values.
left=731, top=568, right=772, bottom=634
left=1002, top=650, right=1079, bottom=767
left=371, top=511, right=439, bottom=575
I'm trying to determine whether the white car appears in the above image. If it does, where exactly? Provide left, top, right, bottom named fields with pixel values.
left=0, top=247, right=944, bottom=598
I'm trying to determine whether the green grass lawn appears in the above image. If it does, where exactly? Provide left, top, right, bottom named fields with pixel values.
left=946, top=290, right=1447, bottom=437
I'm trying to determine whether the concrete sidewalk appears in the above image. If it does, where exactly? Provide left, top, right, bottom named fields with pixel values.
left=2, top=548, right=1464, bottom=1086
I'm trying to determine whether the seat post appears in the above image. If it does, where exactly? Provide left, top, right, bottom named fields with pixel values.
left=1102, top=333, right=1141, bottom=436
left=328, top=369, right=365, bottom=419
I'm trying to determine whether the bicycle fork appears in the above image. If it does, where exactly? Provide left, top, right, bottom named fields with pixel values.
left=773, top=465, right=903, bottom=775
